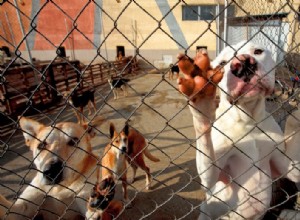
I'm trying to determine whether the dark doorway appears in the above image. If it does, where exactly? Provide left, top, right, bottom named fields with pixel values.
left=116, top=46, right=125, bottom=57
left=57, top=46, right=66, bottom=57
left=1, top=46, right=11, bottom=57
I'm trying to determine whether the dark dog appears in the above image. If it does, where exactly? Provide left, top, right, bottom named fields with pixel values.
left=64, top=88, right=97, bottom=124
left=87, top=177, right=123, bottom=220
left=108, top=77, right=130, bottom=99
left=168, top=64, right=180, bottom=80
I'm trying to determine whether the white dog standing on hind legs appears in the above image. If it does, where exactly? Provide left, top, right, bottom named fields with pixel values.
left=177, top=41, right=300, bottom=220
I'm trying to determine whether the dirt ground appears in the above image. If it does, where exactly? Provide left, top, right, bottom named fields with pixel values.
left=0, top=72, right=205, bottom=220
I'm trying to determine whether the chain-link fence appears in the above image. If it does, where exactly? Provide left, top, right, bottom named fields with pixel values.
left=1, top=0, right=300, bottom=219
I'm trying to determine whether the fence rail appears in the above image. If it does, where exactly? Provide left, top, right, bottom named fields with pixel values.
left=0, top=56, right=138, bottom=116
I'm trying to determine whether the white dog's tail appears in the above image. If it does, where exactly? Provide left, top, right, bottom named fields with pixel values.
left=143, top=147, right=160, bottom=162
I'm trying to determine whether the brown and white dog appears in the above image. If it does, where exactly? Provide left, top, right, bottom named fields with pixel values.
left=98, top=123, right=160, bottom=204
left=87, top=177, right=123, bottom=220
left=64, top=88, right=97, bottom=124
left=177, top=41, right=300, bottom=219
left=0, top=116, right=104, bottom=219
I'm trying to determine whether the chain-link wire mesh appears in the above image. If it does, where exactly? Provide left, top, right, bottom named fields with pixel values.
left=1, top=0, right=300, bottom=219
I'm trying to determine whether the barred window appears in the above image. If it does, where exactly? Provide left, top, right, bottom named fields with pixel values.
left=182, top=5, right=216, bottom=21
left=182, top=4, right=235, bottom=21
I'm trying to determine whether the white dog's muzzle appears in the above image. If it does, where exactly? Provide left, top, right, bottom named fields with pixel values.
left=213, top=41, right=276, bottom=103
left=230, top=54, right=257, bottom=83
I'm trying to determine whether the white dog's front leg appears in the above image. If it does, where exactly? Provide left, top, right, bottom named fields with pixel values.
left=195, top=132, right=219, bottom=190
left=190, top=99, right=219, bottom=189
left=0, top=188, right=42, bottom=220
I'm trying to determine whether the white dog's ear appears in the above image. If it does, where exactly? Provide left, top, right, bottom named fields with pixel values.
left=19, top=116, right=44, bottom=146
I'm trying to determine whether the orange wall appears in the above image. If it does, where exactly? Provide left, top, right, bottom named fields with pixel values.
left=33, top=0, right=96, bottom=50
left=0, top=0, right=97, bottom=51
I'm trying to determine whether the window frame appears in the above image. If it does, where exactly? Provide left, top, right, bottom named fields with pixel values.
left=182, top=5, right=216, bottom=21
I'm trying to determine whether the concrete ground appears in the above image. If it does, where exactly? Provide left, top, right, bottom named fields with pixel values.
left=0, top=72, right=204, bottom=219
left=1, top=70, right=297, bottom=220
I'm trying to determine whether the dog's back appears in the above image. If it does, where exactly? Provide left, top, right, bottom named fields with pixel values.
left=171, top=65, right=179, bottom=73
left=109, top=78, right=130, bottom=88
left=127, top=128, right=159, bottom=162
left=70, top=89, right=95, bottom=108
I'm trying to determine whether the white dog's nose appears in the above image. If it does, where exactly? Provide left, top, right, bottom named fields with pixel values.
left=230, top=54, right=257, bottom=82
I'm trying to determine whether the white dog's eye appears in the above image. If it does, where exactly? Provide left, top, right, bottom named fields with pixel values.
left=68, top=137, right=79, bottom=146
left=254, top=49, right=264, bottom=55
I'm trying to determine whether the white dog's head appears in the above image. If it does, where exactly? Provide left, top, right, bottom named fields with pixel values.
left=212, top=41, right=275, bottom=103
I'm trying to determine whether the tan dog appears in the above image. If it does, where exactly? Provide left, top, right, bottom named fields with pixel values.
left=0, top=116, right=104, bottom=219
left=100, top=123, right=160, bottom=203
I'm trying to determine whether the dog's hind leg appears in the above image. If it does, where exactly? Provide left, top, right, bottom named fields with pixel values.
left=123, top=86, right=128, bottom=97
left=198, top=164, right=272, bottom=220
left=135, top=155, right=152, bottom=190
left=77, top=107, right=85, bottom=124
left=87, top=101, right=96, bottom=116
left=168, top=71, right=172, bottom=80
left=121, top=179, right=130, bottom=206
left=113, top=90, right=118, bottom=100
left=87, top=102, right=93, bottom=116
left=284, top=108, right=300, bottom=182
left=127, top=162, right=138, bottom=184
left=91, top=101, right=97, bottom=115
left=73, top=109, right=82, bottom=125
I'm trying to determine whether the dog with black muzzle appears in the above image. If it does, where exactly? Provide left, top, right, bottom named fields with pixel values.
left=0, top=116, right=105, bottom=219
left=87, top=177, right=123, bottom=220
